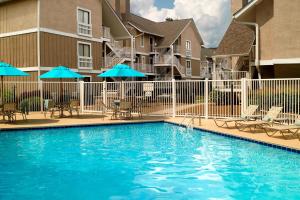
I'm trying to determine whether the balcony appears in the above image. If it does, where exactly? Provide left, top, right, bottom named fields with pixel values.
left=186, top=49, right=192, bottom=58
left=213, top=70, right=249, bottom=80
left=102, top=26, right=111, bottom=40
left=173, top=45, right=181, bottom=55
left=135, top=63, right=155, bottom=74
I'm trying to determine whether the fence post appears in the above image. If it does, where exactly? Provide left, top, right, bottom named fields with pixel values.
left=39, top=80, right=43, bottom=112
left=79, top=81, right=84, bottom=113
left=103, top=81, right=107, bottom=110
left=172, top=79, right=176, bottom=118
left=204, top=78, right=209, bottom=119
left=241, top=78, right=247, bottom=116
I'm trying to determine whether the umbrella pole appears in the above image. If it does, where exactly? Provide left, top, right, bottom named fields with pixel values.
left=1, top=76, right=3, bottom=104
left=60, top=78, right=63, bottom=117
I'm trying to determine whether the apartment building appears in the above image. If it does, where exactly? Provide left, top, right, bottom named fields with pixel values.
left=214, top=0, right=300, bottom=79
left=0, top=0, right=204, bottom=81
left=0, top=0, right=132, bottom=81
left=108, top=0, right=204, bottom=80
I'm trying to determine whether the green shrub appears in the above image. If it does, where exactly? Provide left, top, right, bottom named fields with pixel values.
left=19, top=97, right=41, bottom=112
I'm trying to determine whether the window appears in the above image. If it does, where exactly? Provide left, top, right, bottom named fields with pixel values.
left=140, top=34, right=144, bottom=47
left=77, top=8, right=92, bottom=36
left=78, top=42, right=93, bottom=69
left=185, top=40, right=191, bottom=50
left=186, top=60, right=192, bottom=76
left=185, top=40, right=192, bottom=57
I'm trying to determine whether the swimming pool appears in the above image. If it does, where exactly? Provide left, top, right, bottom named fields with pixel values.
left=0, top=123, right=300, bottom=200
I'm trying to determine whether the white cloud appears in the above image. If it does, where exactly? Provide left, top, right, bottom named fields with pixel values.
left=131, top=0, right=232, bottom=47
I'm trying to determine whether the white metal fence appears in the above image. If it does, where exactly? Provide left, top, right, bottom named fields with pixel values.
left=1, top=79, right=300, bottom=124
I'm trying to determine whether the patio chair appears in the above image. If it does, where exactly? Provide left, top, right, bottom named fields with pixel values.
left=235, top=106, right=283, bottom=132
left=94, top=99, right=113, bottom=120
left=66, top=100, right=80, bottom=117
left=214, top=105, right=259, bottom=128
left=44, top=99, right=59, bottom=118
left=132, top=100, right=144, bottom=118
left=119, top=101, right=133, bottom=119
left=2, top=103, right=17, bottom=123
left=262, top=119, right=300, bottom=140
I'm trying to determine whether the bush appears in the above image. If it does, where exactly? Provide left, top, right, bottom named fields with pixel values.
left=19, top=97, right=41, bottom=112
left=209, top=90, right=240, bottom=105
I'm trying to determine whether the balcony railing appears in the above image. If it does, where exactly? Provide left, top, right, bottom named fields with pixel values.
left=213, top=70, right=249, bottom=80
left=78, top=56, right=93, bottom=69
left=135, top=63, right=155, bottom=74
left=102, top=26, right=111, bottom=39
left=78, top=23, right=92, bottom=37
left=186, top=49, right=192, bottom=57
left=173, top=45, right=181, bottom=54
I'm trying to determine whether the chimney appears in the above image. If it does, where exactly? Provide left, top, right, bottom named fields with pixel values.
left=231, top=0, right=248, bottom=15
left=107, top=0, right=130, bottom=17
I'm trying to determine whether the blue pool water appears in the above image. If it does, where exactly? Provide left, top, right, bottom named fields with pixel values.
left=1, top=123, right=300, bottom=200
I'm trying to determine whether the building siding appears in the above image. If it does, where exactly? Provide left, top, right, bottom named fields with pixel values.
left=0, top=33, right=38, bottom=67
left=40, top=32, right=103, bottom=70
left=273, top=0, right=300, bottom=59
left=0, top=0, right=37, bottom=34
left=180, top=23, right=201, bottom=59
left=40, top=0, right=103, bottom=38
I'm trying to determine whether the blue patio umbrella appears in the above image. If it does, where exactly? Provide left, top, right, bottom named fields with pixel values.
left=98, top=64, right=145, bottom=79
left=0, top=62, right=30, bottom=102
left=40, top=66, right=84, bottom=79
left=40, top=66, right=84, bottom=117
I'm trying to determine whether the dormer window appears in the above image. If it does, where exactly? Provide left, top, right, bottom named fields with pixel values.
left=77, top=8, right=92, bottom=37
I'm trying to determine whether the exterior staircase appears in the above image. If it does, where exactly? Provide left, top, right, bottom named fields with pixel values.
left=102, top=26, right=132, bottom=69
left=153, top=49, right=186, bottom=79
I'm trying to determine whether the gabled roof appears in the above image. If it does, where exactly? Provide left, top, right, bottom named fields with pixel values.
left=125, top=13, right=203, bottom=48
left=125, top=14, right=164, bottom=37
left=155, top=19, right=192, bottom=48
left=215, top=21, right=255, bottom=57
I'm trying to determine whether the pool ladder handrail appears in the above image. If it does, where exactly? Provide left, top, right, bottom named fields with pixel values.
left=180, top=114, right=201, bottom=129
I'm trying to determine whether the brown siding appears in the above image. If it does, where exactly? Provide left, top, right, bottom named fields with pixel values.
left=40, top=32, right=103, bottom=70
left=0, top=33, right=37, bottom=67
left=0, top=0, right=37, bottom=34
left=274, top=64, right=300, bottom=78
left=4, top=71, right=39, bottom=81
left=191, top=59, right=200, bottom=77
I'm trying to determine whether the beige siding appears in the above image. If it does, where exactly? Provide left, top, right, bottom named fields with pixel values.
left=0, top=0, right=37, bottom=33
left=40, top=0, right=102, bottom=38
left=256, top=0, right=274, bottom=61
left=180, top=23, right=201, bottom=59
left=40, top=32, right=103, bottom=70
left=272, top=0, right=300, bottom=59
left=0, top=33, right=37, bottom=67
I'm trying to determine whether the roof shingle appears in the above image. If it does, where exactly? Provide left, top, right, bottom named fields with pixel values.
left=124, top=14, right=202, bottom=48
left=215, top=21, right=255, bottom=56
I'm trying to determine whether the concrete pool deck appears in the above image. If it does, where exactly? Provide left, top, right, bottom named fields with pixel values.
left=0, top=112, right=299, bottom=152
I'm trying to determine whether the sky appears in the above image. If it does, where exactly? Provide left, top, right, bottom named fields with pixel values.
left=131, top=0, right=232, bottom=48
